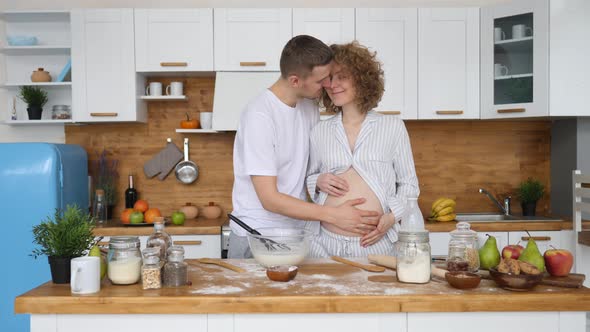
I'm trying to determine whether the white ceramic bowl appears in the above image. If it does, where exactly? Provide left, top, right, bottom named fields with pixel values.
left=246, top=227, right=313, bottom=267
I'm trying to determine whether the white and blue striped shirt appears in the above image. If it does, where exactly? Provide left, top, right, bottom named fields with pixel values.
left=306, top=110, right=420, bottom=236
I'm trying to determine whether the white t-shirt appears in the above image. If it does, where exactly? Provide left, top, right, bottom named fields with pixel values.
left=231, top=89, right=320, bottom=236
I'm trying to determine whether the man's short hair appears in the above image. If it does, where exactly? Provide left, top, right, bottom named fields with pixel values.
left=280, top=35, right=333, bottom=79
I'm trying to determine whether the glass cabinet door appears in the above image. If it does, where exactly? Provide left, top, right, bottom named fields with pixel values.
left=481, top=0, right=548, bottom=119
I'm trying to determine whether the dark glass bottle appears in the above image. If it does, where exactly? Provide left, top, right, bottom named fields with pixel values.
left=125, top=175, right=138, bottom=208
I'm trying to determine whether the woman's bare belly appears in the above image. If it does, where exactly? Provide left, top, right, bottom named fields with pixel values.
left=323, top=167, right=384, bottom=237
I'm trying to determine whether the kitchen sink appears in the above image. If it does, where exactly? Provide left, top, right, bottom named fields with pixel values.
left=455, top=213, right=563, bottom=222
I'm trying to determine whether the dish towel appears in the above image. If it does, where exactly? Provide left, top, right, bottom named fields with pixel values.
left=143, top=142, right=183, bottom=180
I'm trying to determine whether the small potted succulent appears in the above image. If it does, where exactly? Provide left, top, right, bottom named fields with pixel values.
left=18, top=85, right=48, bottom=120
left=31, top=205, right=96, bottom=284
left=517, top=178, right=545, bottom=216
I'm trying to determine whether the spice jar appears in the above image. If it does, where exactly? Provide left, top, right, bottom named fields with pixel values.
left=394, top=231, right=431, bottom=284
left=163, top=246, right=188, bottom=287
left=447, top=222, right=480, bottom=272
left=107, top=236, right=142, bottom=285
left=142, top=255, right=162, bottom=290
left=51, top=105, right=71, bottom=119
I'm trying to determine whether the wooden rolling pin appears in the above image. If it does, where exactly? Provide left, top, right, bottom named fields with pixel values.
left=367, top=255, right=447, bottom=279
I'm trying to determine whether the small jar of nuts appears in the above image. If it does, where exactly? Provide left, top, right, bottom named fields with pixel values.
left=142, top=255, right=161, bottom=290
left=447, top=222, right=480, bottom=272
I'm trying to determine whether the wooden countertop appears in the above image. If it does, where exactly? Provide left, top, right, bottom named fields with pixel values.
left=92, top=217, right=226, bottom=236
left=15, top=258, right=590, bottom=314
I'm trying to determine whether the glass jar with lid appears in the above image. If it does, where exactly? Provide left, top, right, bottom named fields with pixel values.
left=108, top=236, right=142, bottom=285
left=163, top=246, right=188, bottom=287
left=447, top=222, right=480, bottom=272
left=146, top=220, right=172, bottom=262
left=394, top=231, right=431, bottom=284
left=51, top=105, right=71, bottom=120
left=142, top=255, right=161, bottom=290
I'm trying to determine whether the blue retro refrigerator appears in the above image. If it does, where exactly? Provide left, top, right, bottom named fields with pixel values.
left=0, top=143, right=88, bottom=332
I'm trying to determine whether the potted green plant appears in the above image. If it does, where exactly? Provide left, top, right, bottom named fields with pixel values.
left=517, top=178, right=545, bottom=216
left=31, top=205, right=96, bottom=284
left=18, top=85, right=48, bottom=120
left=92, top=149, right=119, bottom=219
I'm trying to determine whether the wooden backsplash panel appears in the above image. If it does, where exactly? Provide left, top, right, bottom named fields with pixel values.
left=66, top=76, right=551, bottom=218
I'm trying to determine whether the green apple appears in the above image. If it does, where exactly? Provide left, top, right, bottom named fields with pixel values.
left=130, top=211, right=144, bottom=224
left=171, top=211, right=186, bottom=225
left=89, top=245, right=107, bottom=279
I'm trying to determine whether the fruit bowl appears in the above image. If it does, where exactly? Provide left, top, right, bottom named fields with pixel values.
left=445, top=271, right=481, bottom=289
left=247, top=227, right=312, bottom=267
left=489, top=267, right=544, bottom=291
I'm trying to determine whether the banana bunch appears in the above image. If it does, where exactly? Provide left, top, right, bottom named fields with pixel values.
left=430, top=197, right=457, bottom=222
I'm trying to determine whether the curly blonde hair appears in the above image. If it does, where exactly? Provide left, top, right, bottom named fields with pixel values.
left=321, top=42, right=384, bottom=113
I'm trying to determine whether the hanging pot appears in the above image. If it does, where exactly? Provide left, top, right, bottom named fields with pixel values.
left=174, top=138, right=198, bottom=184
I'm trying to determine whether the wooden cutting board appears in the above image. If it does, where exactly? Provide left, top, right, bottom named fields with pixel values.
left=479, top=270, right=586, bottom=288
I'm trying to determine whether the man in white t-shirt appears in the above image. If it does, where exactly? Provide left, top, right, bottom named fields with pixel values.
left=229, top=35, right=381, bottom=258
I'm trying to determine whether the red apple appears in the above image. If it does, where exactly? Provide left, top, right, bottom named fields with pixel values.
left=544, top=248, right=574, bottom=277
left=502, top=243, right=524, bottom=259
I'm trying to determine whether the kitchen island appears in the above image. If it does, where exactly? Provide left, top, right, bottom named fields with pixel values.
left=15, top=259, right=590, bottom=332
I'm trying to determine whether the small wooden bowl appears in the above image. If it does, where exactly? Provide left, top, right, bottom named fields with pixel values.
left=445, top=271, right=481, bottom=289
left=266, top=265, right=298, bottom=282
left=489, top=267, right=544, bottom=291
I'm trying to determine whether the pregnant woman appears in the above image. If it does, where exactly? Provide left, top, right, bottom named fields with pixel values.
left=306, top=42, right=420, bottom=257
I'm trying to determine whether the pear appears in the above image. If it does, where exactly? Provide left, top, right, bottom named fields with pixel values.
left=89, top=245, right=107, bottom=279
left=518, top=232, right=545, bottom=272
left=479, top=234, right=501, bottom=270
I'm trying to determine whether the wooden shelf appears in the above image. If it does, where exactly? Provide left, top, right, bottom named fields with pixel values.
left=2, top=82, right=72, bottom=87
left=175, top=129, right=218, bottom=133
left=139, top=95, right=187, bottom=101
left=495, top=73, right=533, bottom=80
left=3, top=119, right=74, bottom=125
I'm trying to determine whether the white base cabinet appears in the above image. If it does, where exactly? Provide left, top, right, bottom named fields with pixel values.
left=30, top=312, right=586, bottom=332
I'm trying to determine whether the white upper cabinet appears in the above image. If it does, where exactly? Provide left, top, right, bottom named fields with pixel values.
left=418, top=8, right=480, bottom=120
left=71, top=9, right=146, bottom=122
left=549, top=0, right=590, bottom=116
left=356, top=8, right=418, bottom=120
left=292, top=8, right=355, bottom=45
left=134, top=9, right=214, bottom=72
left=480, top=0, right=548, bottom=119
left=214, top=9, right=292, bottom=71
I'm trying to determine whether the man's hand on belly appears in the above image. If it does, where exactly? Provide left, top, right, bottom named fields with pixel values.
left=328, top=198, right=380, bottom=235
left=316, top=173, right=349, bottom=197
left=361, top=213, right=395, bottom=247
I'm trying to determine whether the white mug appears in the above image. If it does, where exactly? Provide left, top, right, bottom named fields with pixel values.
left=71, top=256, right=100, bottom=294
left=494, top=63, right=509, bottom=77
left=166, top=82, right=184, bottom=96
left=494, top=27, right=506, bottom=42
left=512, top=24, right=533, bottom=39
left=145, top=82, right=162, bottom=96
left=200, top=112, right=213, bottom=129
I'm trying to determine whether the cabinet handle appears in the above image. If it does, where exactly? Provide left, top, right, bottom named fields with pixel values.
left=436, top=110, right=463, bottom=115
left=379, top=111, right=401, bottom=115
left=160, top=62, right=188, bottom=67
left=90, top=113, right=118, bottom=117
left=497, top=108, right=526, bottom=114
left=521, top=236, right=551, bottom=242
left=240, top=61, right=266, bottom=67
left=174, top=240, right=202, bottom=246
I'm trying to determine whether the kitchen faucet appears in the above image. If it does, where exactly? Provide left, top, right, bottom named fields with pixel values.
left=478, top=188, right=511, bottom=215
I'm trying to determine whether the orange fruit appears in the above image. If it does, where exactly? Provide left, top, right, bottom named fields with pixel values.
left=120, top=208, right=135, bottom=224
left=144, top=208, right=162, bottom=224
left=134, top=199, right=149, bottom=213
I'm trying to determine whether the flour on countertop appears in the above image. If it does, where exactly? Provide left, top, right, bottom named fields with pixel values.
left=191, top=286, right=244, bottom=294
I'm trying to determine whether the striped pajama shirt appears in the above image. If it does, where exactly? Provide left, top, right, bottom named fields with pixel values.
left=305, top=110, right=420, bottom=258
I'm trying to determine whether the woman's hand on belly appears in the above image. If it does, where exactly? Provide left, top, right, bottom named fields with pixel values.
left=316, top=173, right=349, bottom=197
left=361, top=213, right=395, bottom=247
